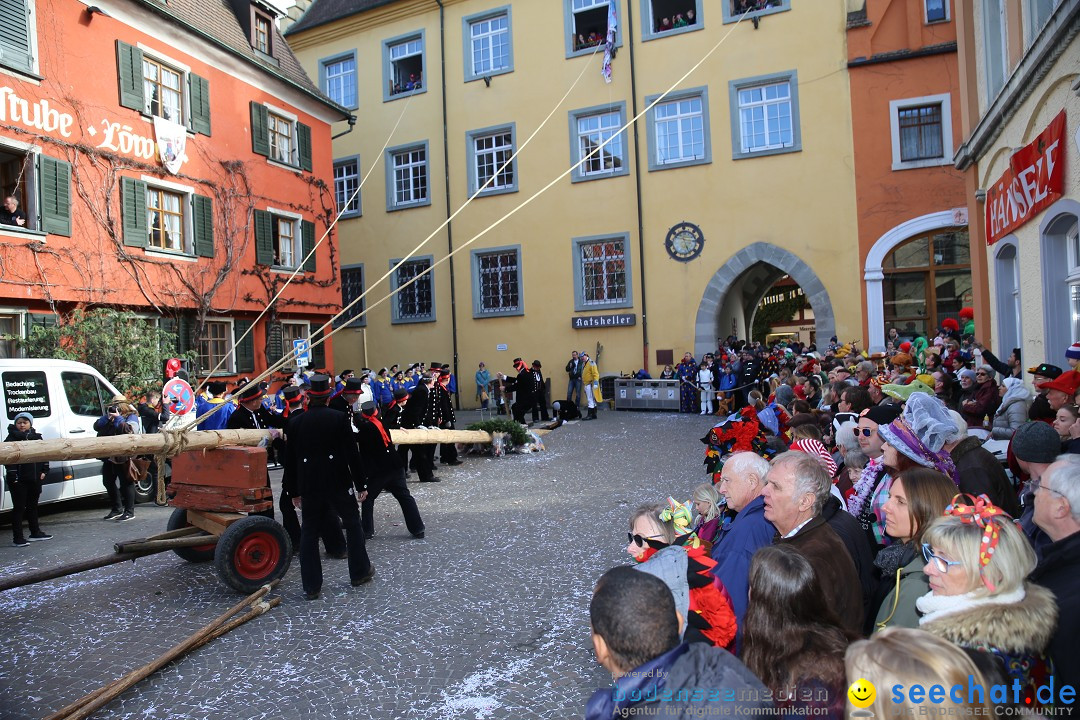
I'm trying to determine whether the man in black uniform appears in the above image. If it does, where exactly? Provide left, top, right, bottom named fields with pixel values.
left=509, top=358, right=535, bottom=424
left=284, top=375, right=374, bottom=600
left=399, top=372, right=440, bottom=482
left=355, top=401, right=425, bottom=539
left=329, top=377, right=364, bottom=413
left=435, top=365, right=460, bottom=466
left=226, top=381, right=284, bottom=519
left=383, top=388, right=410, bottom=475
left=530, top=360, right=549, bottom=422
left=279, top=385, right=346, bottom=557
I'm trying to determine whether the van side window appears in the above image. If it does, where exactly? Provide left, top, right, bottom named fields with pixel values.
left=61, top=372, right=106, bottom=417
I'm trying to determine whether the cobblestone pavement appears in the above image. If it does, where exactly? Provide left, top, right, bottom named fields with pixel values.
left=0, top=409, right=714, bottom=719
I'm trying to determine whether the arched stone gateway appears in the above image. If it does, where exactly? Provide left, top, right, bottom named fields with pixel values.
left=693, top=242, right=836, bottom=358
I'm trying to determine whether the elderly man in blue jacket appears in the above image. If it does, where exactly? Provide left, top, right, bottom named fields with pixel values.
left=710, top=451, right=776, bottom=647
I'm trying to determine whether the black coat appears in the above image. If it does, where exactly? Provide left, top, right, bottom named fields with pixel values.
left=283, top=405, right=365, bottom=497
left=822, top=495, right=875, bottom=620
left=511, top=368, right=536, bottom=397
left=225, top=404, right=285, bottom=431
left=1030, top=531, right=1080, bottom=690
left=399, top=383, right=430, bottom=428
left=3, top=426, right=48, bottom=483
left=949, top=436, right=1020, bottom=517
left=280, top=408, right=305, bottom=497
left=434, top=382, right=455, bottom=426
left=382, top=403, right=403, bottom=430
left=532, top=370, right=545, bottom=400
left=137, top=402, right=169, bottom=434
left=354, top=416, right=403, bottom=480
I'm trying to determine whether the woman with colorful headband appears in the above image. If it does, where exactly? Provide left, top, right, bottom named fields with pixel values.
left=917, top=495, right=1057, bottom=705
left=625, top=501, right=736, bottom=651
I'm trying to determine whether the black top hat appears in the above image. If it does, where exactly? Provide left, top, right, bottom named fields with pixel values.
left=237, top=381, right=264, bottom=400
left=531, top=360, right=542, bottom=368
left=343, top=377, right=365, bottom=393
left=360, top=401, right=378, bottom=414
left=393, top=388, right=409, bottom=400
left=282, top=386, right=302, bottom=402
left=307, top=374, right=333, bottom=396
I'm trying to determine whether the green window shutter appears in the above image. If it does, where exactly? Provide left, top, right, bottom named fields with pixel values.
left=24, top=313, right=57, bottom=335
left=297, top=122, right=312, bottom=172
left=193, top=193, right=214, bottom=258
left=38, top=156, right=72, bottom=237
left=253, top=209, right=274, bottom=265
left=120, top=176, right=148, bottom=247
left=188, top=73, right=211, bottom=136
left=159, top=317, right=177, bottom=354
left=267, top=322, right=284, bottom=366
left=301, top=219, right=316, bottom=273
left=116, top=41, right=145, bottom=112
left=310, top=328, right=325, bottom=370
left=233, top=319, right=254, bottom=373
left=0, top=0, right=34, bottom=73
left=177, top=315, right=194, bottom=357
left=250, top=101, right=269, bottom=156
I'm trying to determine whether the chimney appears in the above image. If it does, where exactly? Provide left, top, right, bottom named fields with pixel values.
left=280, top=0, right=312, bottom=32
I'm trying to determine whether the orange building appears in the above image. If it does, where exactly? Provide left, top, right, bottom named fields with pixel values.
left=0, top=0, right=350, bottom=380
left=847, top=0, right=970, bottom=351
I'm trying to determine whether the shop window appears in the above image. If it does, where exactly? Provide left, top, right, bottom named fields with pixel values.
left=333, top=156, right=361, bottom=218
left=391, top=257, right=435, bottom=324
left=570, top=104, right=628, bottom=181
left=320, top=52, right=357, bottom=109
left=573, top=234, right=632, bottom=310
left=386, top=142, right=430, bottom=211
left=464, top=8, right=513, bottom=81
left=729, top=72, right=801, bottom=159
left=722, top=0, right=790, bottom=24
left=337, top=265, right=366, bottom=328
left=383, top=32, right=425, bottom=101
left=472, top=246, right=523, bottom=318
left=646, top=87, right=711, bottom=170
left=889, top=94, right=952, bottom=170
left=642, top=0, right=702, bottom=40
left=467, top=125, right=517, bottom=196
left=882, top=230, right=971, bottom=341
left=925, top=0, right=948, bottom=24
left=564, top=0, right=621, bottom=57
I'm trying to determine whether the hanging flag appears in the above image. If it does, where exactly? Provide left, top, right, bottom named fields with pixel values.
left=602, top=1, right=618, bottom=83
left=153, top=116, right=188, bottom=174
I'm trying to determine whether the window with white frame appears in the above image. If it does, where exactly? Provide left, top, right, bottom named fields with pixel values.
left=268, top=111, right=294, bottom=165
left=385, top=34, right=424, bottom=98
left=467, top=10, right=511, bottom=78
left=737, top=82, right=792, bottom=153
left=199, top=320, right=232, bottom=373
left=1027, top=0, right=1060, bottom=44
left=579, top=238, right=627, bottom=306
left=889, top=94, right=952, bottom=170
left=654, top=96, right=705, bottom=165
left=925, top=0, right=948, bottom=23
left=568, top=0, right=612, bottom=53
left=983, top=0, right=1008, bottom=101
left=143, top=56, right=183, bottom=123
left=147, top=186, right=185, bottom=251
left=272, top=214, right=298, bottom=268
left=392, top=258, right=434, bottom=323
left=0, top=142, right=38, bottom=232
left=322, top=54, right=357, bottom=108
left=334, top=157, right=361, bottom=217
left=572, top=106, right=626, bottom=179
left=281, top=321, right=309, bottom=351
left=474, top=248, right=522, bottom=316
left=471, top=129, right=516, bottom=194
left=388, top=144, right=428, bottom=209
left=338, top=265, right=366, bottom=327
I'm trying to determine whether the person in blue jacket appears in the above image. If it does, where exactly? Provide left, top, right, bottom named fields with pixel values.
left=373, top=368, right=394, bottom=408
left=711, top=451, right=777, bottom=648
left=194, top=381, right=234, bottom=431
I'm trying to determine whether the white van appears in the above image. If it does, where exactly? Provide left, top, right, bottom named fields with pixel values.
left=0, top=358, right=140, bottom=510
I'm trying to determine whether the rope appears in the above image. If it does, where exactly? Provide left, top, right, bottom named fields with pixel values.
left=153, top=427, right=193, bottom=506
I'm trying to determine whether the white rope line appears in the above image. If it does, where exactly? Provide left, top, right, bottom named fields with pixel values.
left=193, top=93, right=416, bottom=392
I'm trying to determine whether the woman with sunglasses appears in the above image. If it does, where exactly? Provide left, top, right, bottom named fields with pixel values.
left=869, top=468, right=956, bottom=634
left=917, top=496, right=1057, bottom=705
left=626, top=502, right=737, bottom=650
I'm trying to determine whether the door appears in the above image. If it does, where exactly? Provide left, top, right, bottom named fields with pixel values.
left=58, top=370, right=112, bottom=500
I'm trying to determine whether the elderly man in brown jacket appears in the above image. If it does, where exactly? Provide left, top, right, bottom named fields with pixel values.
left=763, top=451, right=865, bottom=634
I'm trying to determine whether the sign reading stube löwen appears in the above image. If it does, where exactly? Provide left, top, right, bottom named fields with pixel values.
left=572, top=314, right=637, bottom=329
left=985, top=109, right=1066, bottom=245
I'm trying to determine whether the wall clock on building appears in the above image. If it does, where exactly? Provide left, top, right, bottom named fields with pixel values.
left=665, top=222, right=704, bottom=262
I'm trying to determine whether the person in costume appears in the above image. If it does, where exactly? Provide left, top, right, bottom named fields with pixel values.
left=676, top=352, right=699, bottom=413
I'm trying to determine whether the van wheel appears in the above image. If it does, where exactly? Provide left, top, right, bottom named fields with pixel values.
left=166, top=508, right=216, bottom=563
left=134, top=468, right=156, bottom=504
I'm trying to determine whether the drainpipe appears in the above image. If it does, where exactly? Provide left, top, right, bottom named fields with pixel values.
left=332, top=115, right=357, bottom=140
left=625, top=1, right=649, bottom=371
left=435, top=0, right=461, bottom=409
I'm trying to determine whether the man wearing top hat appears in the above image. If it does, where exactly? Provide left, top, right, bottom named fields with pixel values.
left=509, top=358, right=536, bottom=425
left=330, top=376, right=365, bottom=415
left=284, top=375, right=374, bottom=600
left=399, top=372, right=441, bottom=482
left=227, top=380, right=285, bottom=519
left=434, top=364, right=461, bottom=466
left=355, top=400, right=425, bottom=540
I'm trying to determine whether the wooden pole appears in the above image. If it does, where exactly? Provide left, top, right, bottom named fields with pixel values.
left=0, top=551, right=146, bottom=593
left=45, top=584, right=276, bottom=720
left=112, top=535, right=217, bottom=554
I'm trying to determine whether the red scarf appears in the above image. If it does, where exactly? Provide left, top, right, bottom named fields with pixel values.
left=366, top=414, right=391, bottom=447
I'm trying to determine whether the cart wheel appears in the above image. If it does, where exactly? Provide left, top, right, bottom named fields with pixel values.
left=166, top=508, right=216, bottom=563
left=214, top=516, right=292, bottom=594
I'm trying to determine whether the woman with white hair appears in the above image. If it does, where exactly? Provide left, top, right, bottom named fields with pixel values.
left=990, top=377, right=1030, bottom=440
left=918, top=496, right=1057, bottom=701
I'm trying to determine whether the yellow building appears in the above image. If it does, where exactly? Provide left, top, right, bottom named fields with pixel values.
left=285, top=0, right=861, bottom=403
